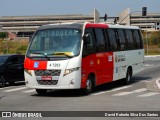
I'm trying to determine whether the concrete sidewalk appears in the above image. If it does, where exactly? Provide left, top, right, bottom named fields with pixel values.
left=155, top=79, right=160, bottom=90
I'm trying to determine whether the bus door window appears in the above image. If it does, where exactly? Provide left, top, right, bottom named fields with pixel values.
left=83, top=29, right=96, bottom=56
left=94, top=28, right=106, bottom=52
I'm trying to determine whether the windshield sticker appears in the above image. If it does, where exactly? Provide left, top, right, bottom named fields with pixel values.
left=51, top=30, right=79, bottom=36
left=40, top=29, right=80, bottom=37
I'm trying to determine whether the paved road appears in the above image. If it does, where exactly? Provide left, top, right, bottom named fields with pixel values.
left=0, top=56, right=160, bottom=120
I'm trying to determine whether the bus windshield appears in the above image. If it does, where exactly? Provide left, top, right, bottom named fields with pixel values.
left=27, top=28, right=81, bottom=58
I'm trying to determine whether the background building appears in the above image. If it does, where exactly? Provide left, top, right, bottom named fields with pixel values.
left=0, top=8, right=160, bottom=39
left=117, top=8, right=160, bottom=31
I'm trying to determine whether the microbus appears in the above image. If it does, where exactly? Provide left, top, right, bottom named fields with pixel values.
left=24, top=22, right=144, bottom=95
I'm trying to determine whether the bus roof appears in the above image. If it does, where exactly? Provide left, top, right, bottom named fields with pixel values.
left=107, top=24, right=139, bottom=29
left=37, top=22, right=140, bottom=31
left=85, top=22, right=139, bottom=29
left=37, top=22, right=84, bottom=31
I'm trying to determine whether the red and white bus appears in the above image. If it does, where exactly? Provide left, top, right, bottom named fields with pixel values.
left=24, top=22, right=144, bottom=95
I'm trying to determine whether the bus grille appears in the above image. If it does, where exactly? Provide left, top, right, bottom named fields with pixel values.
left=37, top=80, right=58, bottom=85
left=34, top=70, right=61, bottom=76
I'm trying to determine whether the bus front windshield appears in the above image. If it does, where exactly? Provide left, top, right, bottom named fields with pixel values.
left=27, top=28, right=81, bottom=58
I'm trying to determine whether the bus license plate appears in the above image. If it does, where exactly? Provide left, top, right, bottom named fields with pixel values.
left=41, top=76, right=52, bottom=80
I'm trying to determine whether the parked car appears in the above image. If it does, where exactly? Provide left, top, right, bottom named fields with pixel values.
left=0, top=54, right=25, bottom=88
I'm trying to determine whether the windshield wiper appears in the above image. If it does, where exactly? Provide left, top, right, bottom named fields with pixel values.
left=51, top=52, right=73, bottom=58
left=30, top=52, right=50, bottom=60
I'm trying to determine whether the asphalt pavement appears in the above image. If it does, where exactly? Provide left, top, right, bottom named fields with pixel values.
left=0, top=55, right=160, bottom=120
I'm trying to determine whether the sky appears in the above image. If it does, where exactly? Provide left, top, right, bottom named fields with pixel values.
left=0, top=0, right=160, bottom=17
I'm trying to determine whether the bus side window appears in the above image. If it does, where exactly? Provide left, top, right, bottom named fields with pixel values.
left=117, top=29, right=126, bottom=51
left=138, top=30, right=144, bottom=49
left=107, top=29, right=118, bottom=51
left=132, top=30, right=141, bottom=49
left=125, top=30, right=135, bottom=50
left=94, top=28, right=106, bottom=52
left=82, top=29, right=96, bottom=56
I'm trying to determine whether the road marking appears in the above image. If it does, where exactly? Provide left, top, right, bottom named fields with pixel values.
left=22, top=89, right=35, bottom=93
left=140, top=81, right=150, bottom=83
left=0, top=86, right=15, bottom=90
left=109, top=85, right=133, bottom=92
left=3, top=87, right=27, bottom=92
left=0, top=85, right=26, bottom=90
left=92, top=85, right=133, bottom=96
left=132, top=88, right=148, bottom=93
left=155, top=79, right=160, bottom=89
left=145, top=64, right=153, bottom=67
left=112, top=88, right=147, bottom=96
left=92, top=91, right=107, bottom=96
left=145, top=55, right=160, bottom=57
left=138, top=92, right=160, bottom=97
left=144, top=65, right=160, bottom=70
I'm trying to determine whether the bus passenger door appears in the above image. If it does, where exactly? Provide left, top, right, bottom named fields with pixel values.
left=82, top=28, right=97, bottom=87
left=94, top=28, right=114, bottom=85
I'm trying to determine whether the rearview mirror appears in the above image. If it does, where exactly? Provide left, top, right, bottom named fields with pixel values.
left=83, top=33, right=91, bottom=45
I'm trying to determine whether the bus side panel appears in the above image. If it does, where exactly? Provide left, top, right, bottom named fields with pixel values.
left=113, top=49, right=144, bottom=81
left=95, top=52, right=114, bottom=85
left=81, top=52, right=114, bottom=88
left=81, top=54, right=97, bottom=88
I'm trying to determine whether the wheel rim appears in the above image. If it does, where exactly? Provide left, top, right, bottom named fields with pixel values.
left=127, top=71, right=131, bottom=82
left=86, top=79, right=92, bottom=92
left=0, top=76, right=6, bottom=87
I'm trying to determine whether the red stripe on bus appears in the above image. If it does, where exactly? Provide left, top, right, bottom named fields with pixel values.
left=85, top=23, right=109, bottom=28
left=81, top=52, right=114, bottom=88
left=24, top=57, right=47, bottom=70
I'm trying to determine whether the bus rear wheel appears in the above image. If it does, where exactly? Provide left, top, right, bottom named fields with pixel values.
left=36, top=89, right=47, bottom=95
left=123, top=68, right=132, bottom=85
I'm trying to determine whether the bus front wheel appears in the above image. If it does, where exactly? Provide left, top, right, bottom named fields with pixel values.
left=83, top=75, right=94, bottom=95
left=36, top=89, right=47, bottom=95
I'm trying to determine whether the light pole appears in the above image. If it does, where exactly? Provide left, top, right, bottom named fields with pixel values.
left=145, top=17, right=149, bottom=55
left=119, top=7, right=149, bottom=55
left=119, top=11, right=141, bottom=25
left=0, top=25, right=9, bottom=54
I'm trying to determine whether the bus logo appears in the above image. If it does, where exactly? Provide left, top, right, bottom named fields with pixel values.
left=34, top=62, right=39, bottom=68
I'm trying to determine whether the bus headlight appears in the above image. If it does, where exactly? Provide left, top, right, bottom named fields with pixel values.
left=64, top=67, right=79, bottom=76
left=24, top=69, right=32, bottom=76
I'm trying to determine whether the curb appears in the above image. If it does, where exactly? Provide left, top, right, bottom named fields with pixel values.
left=145, top=55, right=160, bottom=57
left=155, top=79, right=160, bottom=90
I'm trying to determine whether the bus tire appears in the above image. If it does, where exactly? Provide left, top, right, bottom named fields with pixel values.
left=124, top=68, right=132, bottom=85
left=0, top=75, right=6, bottom=88
left=83, top=75, right=94, bottom=95
left=36, top=89, right=47, bottom=95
